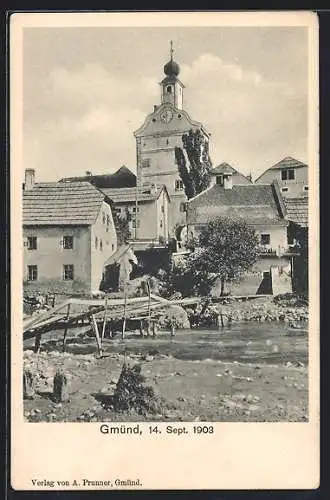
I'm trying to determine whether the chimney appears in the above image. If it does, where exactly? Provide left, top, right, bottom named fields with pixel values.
left=24, top=169, right=35, bottom=190
left=223, top=172, right=233, bottom=190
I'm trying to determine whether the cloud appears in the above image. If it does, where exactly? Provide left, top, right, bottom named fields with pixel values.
left=24, top=52, right=307, bottom=182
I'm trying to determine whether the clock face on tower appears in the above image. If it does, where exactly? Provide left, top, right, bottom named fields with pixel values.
left=160, top=109, right=173, bottom=123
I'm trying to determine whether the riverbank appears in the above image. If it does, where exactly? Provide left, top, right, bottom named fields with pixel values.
left=23, top=321, right=308, bottom=423
left=185, top=294, right=308, bottom=329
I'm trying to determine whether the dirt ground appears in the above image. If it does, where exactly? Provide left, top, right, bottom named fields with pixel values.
left=23, top=323, right=308, bottom=423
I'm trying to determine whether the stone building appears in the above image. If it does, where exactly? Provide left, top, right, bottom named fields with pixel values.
left=23, top=169, right=117, bottom=294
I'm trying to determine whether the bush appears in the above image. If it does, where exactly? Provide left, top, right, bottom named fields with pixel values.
left=112, top=363, right=160, bottom=415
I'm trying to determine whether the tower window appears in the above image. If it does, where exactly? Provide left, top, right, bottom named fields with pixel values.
left=142, top=159, right=150, bottom=168
left=175, top=179, right=184, bottom=191
left=281, top=187, right=289, bottom=193
left=304, top=185, right=309, bottom=191
left=166, top=85, right=172, bottom=93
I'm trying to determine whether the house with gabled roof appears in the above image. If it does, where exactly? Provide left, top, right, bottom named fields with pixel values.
left=186, top=169, right=294, bottom=295
left=255, top=156, right=308, bottom=198
left=211, top=162, right=252, bottom=186
left=23, top=169, right=118, bottom=295
left=100, top=183, right=171, bottom=250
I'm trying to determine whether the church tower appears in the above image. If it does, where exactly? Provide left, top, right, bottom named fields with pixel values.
left=134, top=42, right=210, bottom=238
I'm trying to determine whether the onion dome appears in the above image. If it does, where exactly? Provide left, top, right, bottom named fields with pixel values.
left=164, top=58, right=180, bottom=77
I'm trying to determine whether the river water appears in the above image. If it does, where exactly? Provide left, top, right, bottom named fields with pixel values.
left=38, top=321, right=307, bottom=365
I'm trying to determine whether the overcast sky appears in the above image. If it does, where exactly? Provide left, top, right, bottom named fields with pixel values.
left=23, top=26, right=308, bottom=182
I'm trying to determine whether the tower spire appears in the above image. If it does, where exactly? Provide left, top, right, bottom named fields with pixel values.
left=170, top=40, right=174, bottom=61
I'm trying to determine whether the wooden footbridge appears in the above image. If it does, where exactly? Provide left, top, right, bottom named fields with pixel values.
left=23, top=291, right=201, bottom=356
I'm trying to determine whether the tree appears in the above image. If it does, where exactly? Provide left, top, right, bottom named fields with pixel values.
left=174, top=128, right=212, bottom=200
left=111, top=203, right=130, bottom=246
left=188, top=217, right=259, bottom=296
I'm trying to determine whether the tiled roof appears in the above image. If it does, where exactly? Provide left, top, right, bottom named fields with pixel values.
left=255, top=157, right=308, bottom=183
left=23, top=182, right=106, bottom=225
left=268, top=156, right=308, bottom=170
left=284, top=197, right=308, bottom=227
left=211, top=163, right=252, bottom=183
left=101, top=185, right=164, bottom=203
left=60, top=166, right=136, bottom=189
left=187, top=183, right=287, bottom=226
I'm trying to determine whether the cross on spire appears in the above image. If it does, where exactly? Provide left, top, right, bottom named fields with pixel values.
left=170, top=40, right=174, bottom=60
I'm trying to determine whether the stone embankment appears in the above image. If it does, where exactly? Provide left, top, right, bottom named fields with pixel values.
left=185, top=295, right=308, bottom=329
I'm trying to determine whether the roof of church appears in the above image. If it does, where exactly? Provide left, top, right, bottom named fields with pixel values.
left=59, top=166, right=136, bottom=189
left=23, top=181, right=108, bottom=226
left=284, top=197, right=308, bottom=227
left=187, top=181, right=287, bottom=226
left=164, top=58, right=180, bottom=77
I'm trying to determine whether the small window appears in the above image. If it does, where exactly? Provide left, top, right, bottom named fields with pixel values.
left=142, top=159, right=150, bottom=168
left=27, top=236, right=37, bottom=250
left=166, top=139, right=169, bottom=145
left=161, top=205, right=165, bottom=213
left=27, top=265, right=38, bottom=281
left=95, top=236, right=98, bottom=249
left=112, top=244, right=115, bottom=251
left=260, top=234, right=271, bottom=245
left=100, top=239, right=103, bottom=251
left=102, top=212, right=106, bottom=224
left=281, top=168, right=295, bottom=181
left=132, top=207, right=140, bottom=213
left=63, top=264, right=74, bottom=281
left=216, top=175, right=223, bottom=186
left=180, top=202, right=187, bottom=212
left=132, top=220, right=140, bottom=229
left=160, top=220, right=163, bottom=228
left=63, top=235, right=73, bottom=250
left=166, top=85, right=172, bottom=93
left=107, top=214, right=111, bottom=225
left=175, top=179, right=184, bottom=191
left=304, top=185, right=309, bottom=191
left=281, top=187, right=289, bottom=193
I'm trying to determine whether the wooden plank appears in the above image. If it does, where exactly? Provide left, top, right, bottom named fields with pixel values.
left=23, top=300, right=69, bottom=332
left=69, top=295, right=154, bottom=307
left=91, top=314, right=102, bottom=357
left=122, top=289, right=128, bottom=340
left=101, top=294, right=108, bottom=341
left=62, top=303, right=71, bottom=352
left=147, top=280, right=151, bottom=336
